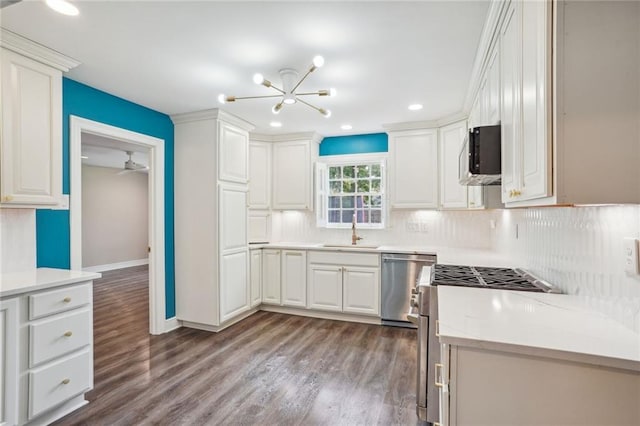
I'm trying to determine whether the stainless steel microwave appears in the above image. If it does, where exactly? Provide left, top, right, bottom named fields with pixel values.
left=458, top=125, right=501, bottom=185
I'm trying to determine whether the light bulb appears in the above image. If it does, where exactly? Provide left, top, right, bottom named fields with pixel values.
left=253, top=73, right=264, bottom=85
left=313, top=55, right=325, bottom=68
left=329, top=88, right=337, bottom=97
left=218, top=94, right=226, bottom=104
left=320, top=108, right=332, bottom=118
left=283, top=94, right=296, bottom=105
left=46, top=0, right=79, bottom=16
left=272, top=102, right=283, bottom=114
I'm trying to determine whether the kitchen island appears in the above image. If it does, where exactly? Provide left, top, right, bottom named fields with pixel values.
left=436, top=286, right=640, bottom=425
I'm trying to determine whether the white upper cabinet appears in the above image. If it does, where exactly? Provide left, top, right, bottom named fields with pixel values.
left=281, top=250, right=307, bottom=308
left=0, top=32, right=79, bottom=208
left=272, top=138, right=316, bottom=210
left=439, top=121, right=468, bottom=209
left=388, top=129, right=439, bottom=209
left=248, top=140, right=271, bottom=209
left=485, top=47, right=501, bottom=126
left=218, top=120, right=249, bottom=184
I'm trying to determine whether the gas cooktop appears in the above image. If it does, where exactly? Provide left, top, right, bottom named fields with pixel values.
left=431, top=264, right=557, bottom=292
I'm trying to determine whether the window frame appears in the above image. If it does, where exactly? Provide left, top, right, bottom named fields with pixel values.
left=317, top=153, right=388, bottom=230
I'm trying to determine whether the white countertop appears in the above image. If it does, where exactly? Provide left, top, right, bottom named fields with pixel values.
left=437, top=286, right=640, bottom=372
left=0, top=268, right=101, bottom=298
left=250, top=242, right=513, bottom=267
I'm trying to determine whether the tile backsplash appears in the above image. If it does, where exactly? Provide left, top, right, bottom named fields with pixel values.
left=0, top=208, right=36, bottom=274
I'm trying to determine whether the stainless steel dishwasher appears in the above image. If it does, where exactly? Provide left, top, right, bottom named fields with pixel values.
left=381, top=252, right=436, bottom=327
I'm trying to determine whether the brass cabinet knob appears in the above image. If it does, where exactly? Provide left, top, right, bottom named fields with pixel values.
left=63, top=297, right=71, bottom=303
left=64, top=331, right=73, bottom=337
left=61, top=378, right=70, bottom=385
left=2, top=195, right=13, bottom=202
left=513, top=190, right=522, bottom=197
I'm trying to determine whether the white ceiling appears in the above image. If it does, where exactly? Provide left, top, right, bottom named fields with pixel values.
left=0, top=1, right=489, bottom=136
left=82, top=133, right=149, bottom=170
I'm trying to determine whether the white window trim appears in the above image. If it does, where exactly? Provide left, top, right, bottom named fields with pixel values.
left=317, top=153, right=388, bottom=230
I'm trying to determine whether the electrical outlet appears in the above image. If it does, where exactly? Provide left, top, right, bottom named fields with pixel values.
left=623, top=238, right=639, bottom=275
left=419, top=222, right=428, bottom=233
left=406, top=222, right=420, bottom=232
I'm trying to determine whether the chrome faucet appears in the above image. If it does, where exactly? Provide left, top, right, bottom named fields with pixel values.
left=351, top=214, right=363, bottom=245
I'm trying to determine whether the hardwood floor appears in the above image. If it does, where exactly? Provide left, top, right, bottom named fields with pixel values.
left=55, top=265, right=423, bottom=425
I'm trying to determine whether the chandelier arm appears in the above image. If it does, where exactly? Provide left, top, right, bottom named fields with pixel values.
left=290, top=67, right=315, bottom=93
left=296, top=97, right=323, bottom=113
left=295, top=92, right=323, bottom=96
left=267, top=85, right=286, bottom=94
left=232, top=94, right=284, bottom=100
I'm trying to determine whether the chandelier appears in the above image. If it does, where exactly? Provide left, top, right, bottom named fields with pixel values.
left=218, top=55, right=336, bottom=117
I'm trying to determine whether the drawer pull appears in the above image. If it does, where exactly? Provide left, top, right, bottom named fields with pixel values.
left=63, top=297, right=72, bottom=303
left=435, top=363, right=445, bottom=388
left=435, top=319, right=440, bottom=337
left=61, top=378, right=70, bottom=385
left=63, top=331, right=73, bottom=337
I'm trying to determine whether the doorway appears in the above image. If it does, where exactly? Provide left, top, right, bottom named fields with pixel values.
left=69, top=116, right=167, bottom=335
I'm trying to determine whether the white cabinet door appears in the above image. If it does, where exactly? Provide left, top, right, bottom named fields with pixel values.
left=248, top=211, right=271, bottom=243
left=388, top=129, right=439, bottom=209
left=486, top=46, right=501, bottom=126
left=307, top=265, right=343, bottom=312
left=281, top=250, right=307, bottom=308
left=248, top=141, right=271, bottom=209
left=219, top=184, right=247, bottom=251
left=468, top=97, right=480, bottom=130
left=467, top=186, right=484, bottom=210
left=250, top=249, right=262, bottom=308
left=219, top=249, right=249, bottom=323
left=342, top=266, right=379, bottom=316
left=0, top=48, right=62, bottom=207
left=500, top=0, right=521, bottom=204
left=439, top=121, right=468, bottom=209
left=262, top=249, right=281, bottom=305
left=519, top=0, right=551, bottom=202
left=272, top=140, right=311, bottom=210
left=218, top=120, right=248, bottom=184
left=0, top=298, right=18, bottom=426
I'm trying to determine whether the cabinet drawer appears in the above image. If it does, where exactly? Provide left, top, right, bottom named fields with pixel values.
left=30, top=308, right=92, bottom=367
left=29, top=349, right=92, bottom=420
left=29, top=283, right=92, bottom=320
left=308, top=251, right=380, bottom=267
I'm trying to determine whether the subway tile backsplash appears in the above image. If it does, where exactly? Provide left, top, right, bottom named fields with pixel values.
left=0, top=208, right=36, bottom=274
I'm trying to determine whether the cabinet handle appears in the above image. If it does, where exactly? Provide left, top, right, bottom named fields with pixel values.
left=64, top=331, right=73, bottom=337
left=513, top=190, right=522, bottom=196
left=61, top=378, right=70, bottom=385
left=63, top=297, right=71, bottom=303
left=435, top=319, right=440, bottom=337
left=435, top=363, right=445, bottom=388
left=2, top=195, right=13, bottom=202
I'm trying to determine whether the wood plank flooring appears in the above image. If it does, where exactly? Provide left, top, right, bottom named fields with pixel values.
left=55, top=265, right=423, bottom=426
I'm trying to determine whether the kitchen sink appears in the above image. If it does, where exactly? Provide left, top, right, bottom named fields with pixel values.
left=321, top=244, right=380, bottom=249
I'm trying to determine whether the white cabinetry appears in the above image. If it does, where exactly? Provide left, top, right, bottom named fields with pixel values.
left=173, top=109, right=254, bottom=331
left=388, top=129, right=439, bottom=209
left=261, top=249, right=281, bottom=305
left=281, top=250, right=307, bottom=308
left=0, top=31, right=79, bottom=208
left=438, top=121, right=468, bottom=209
left=271, top=133, right=321, bottom=210
left=439, top=343, right=640, bottom=426
left=249, top=249, right=262, bottom=308
left=248, top=140, right=271, bottom=209
left=0, top=275, right=97, bottom=426
left=0, top=298, right=18, bottom=426
left=307, top=251, right=380, bottom=316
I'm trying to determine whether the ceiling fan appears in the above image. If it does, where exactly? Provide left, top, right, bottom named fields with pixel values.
left=218, top=55, right=336, bottom=118
left=117, top=151, right=148, bottom=175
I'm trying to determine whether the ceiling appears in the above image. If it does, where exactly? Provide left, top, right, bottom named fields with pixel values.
left=0, top=1, right=489, bottom=136
left=82, top=133, right=149, bottom=170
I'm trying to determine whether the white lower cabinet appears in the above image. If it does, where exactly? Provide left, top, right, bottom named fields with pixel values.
left=307, top=251, right=380, bottom=316
left=281, top=250, right=307, bottom=308
left=262, top=249, right=281, bottom=305
left=307, top=265, right=343, bottom=312
left=439, top=344, right=640, bottom=426
left=219, top=249, right=249, bottom=323
left=1, top=279, right=95, bottom=426
left=249, top=249, right=262, bottom=307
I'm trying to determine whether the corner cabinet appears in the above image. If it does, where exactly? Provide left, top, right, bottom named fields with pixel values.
left=0, top=31, right=79, bottom=208
left=270, top=134, right=321, bottom=210
left=173, top=109, right=255, bottom=331
left=388, top=129, right=439, bottom=209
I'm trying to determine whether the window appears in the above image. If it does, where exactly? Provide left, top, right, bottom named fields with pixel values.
left=318, top=158, right=386, bottom=228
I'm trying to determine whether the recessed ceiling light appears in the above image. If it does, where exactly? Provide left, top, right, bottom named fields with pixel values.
left=408, top=104, right=423, bottom=111
left=270, top=121, right=282, bottom=128
left=46, top=0, right=79, bottom=16
left=341, top=124, right=353, bottom=131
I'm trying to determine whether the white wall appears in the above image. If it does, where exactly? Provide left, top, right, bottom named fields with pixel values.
left=0, top=209, right=35, bottom=274
left=82, top=165, right=149, bottom=268
left=493, top=205, right=640, bottom=332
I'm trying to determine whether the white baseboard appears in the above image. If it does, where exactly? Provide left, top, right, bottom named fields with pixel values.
left=180, top=308, right=260, bottom=333
left=83, top=258, right=149, bottom=273
left=163, top=317, right=181, bottom=333
left=260, top=305, right=382, bottom=325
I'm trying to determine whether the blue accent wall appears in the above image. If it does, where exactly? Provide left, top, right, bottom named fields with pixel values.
left=319, top=133, right=388, bottom=156
left=36, top=78, right=176, bottom=318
